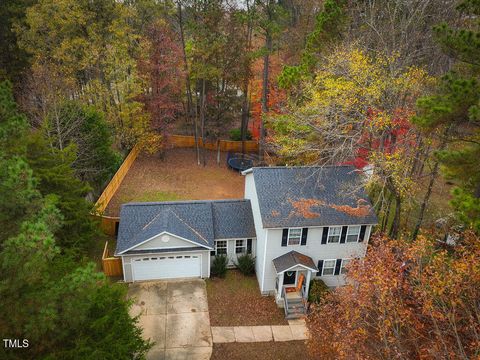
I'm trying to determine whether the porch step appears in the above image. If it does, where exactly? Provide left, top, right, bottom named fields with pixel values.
left=285, top=300, right=306, bottom=319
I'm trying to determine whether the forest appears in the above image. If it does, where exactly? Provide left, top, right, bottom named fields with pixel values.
left=0, top=0, right=479, bottom=359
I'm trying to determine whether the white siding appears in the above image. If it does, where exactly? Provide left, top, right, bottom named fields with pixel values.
left=121, top=250, right=210, bottom=282
left=261, top=225, right=373, bottom=292
left=211, top=238, right=256, bottom=267
left=133, top=232, right=204, bottom=250
left=244, top=172, right=267, bottom=291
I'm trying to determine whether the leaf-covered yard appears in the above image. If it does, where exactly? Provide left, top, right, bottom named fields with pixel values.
left=206, top=270, right=288, bottom=326
left=105, top=148, right=245, bottom=216
left=211, top=341, right=311, bottom=360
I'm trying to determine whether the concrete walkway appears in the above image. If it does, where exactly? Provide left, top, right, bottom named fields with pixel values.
left=211, top=319, right=309, bottom=343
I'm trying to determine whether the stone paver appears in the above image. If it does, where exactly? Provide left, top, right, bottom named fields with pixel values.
left=288, top=318, right=306, bottom=326
left=234, top=326, right=255, bottom=342
left=212, top=323, right=309, bottom=343
left=271, top=325, right=294, bottom=342
left=290, top=324, right=308, bottom=340
left=252, top=326, right=273, bottom=342
left=211, top=326, right=236, bottom=343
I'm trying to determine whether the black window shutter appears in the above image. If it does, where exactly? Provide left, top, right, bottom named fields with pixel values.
left=334, top=259, right=342, bottom=275
left=321, top=227, right=329, bottom=244
left=210, top=250, right=216, bottom=256
left=340, top=226, right=348, bottom=243
left=247, top=239, right=252, bottom=254
left=281, top=229, right=288, bottom=246
left=359, top=225, right=367, bottom=242
left=317, top=260, right=324, bottom=276
left=301, top=228, right=308, bottom=245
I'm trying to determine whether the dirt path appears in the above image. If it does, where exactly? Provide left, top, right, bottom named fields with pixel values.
left=105, top=148, right=245, bottom=216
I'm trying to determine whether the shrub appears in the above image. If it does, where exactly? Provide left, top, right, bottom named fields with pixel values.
left=235, top=254, right=255, bottom=275
left=308, top=279, right=329, bottom=304
left=212, top=255, right=228, bottom=278
left=229, top=128, right=252, bottom=141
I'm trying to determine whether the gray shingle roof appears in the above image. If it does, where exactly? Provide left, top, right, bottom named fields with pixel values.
left=272, top=251, right=318, bottom=273
left=115, top=200, right=256, bottom=255
left=212, top=200, right=256, bottom=239
left=250, top=166, right=378, bottom=228
left=123, top=246, right=206, bottom=255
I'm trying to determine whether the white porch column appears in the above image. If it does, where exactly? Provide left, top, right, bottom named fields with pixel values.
left=276, top=273, right=284, bottom=302
left=305, top=270, right=312, bottom=299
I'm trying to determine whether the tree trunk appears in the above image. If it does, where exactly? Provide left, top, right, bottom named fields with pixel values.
left=241, top=0, right=254, bottom=155
left=381, top=192, right=393, bottom=233
left=177, top=2, right=200, bottom=165
left=412, top=127, right=449, bottom=240
left=389, top=194, right=402, bottom=239
left=259, top=31, right=271, bottom=161
left=200, top=79, right=206, bottom=166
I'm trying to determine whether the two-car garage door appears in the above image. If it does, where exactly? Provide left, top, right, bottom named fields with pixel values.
left=132, top=254, right=201, bottom=281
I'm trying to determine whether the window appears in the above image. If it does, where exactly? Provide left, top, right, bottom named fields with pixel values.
left=236, top=239, right=246, bottom=254
left=288, top=228, right=302, bottom=245
left=216, top=241, right=227, bottom=255
left=328, top=227, right=342, bottom=243
left=346, top=226, right=360, bottom=243
left=322, top=259, right=336, bottom=275
left=340, top=259, right=351, bottom=274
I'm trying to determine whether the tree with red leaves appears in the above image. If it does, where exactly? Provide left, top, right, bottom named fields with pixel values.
left=307, top=232, right=480, bottom=359
left=139, top=20, right=184, bottom=152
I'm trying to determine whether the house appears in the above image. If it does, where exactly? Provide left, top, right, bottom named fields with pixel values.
left=242, top=166, right=377, bottom=316
left=115, top=165, right=377, bottom=316
left=115, top=200, right=256, bottom=282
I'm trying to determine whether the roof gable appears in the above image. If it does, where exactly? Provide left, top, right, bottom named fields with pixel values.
left=251, top=166, right=378, bottom=228
left=115, top=199, right=256, bottom=255
left=116, top=201, right=215, bottom=254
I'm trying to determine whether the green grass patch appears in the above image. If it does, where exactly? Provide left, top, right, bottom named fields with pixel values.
left=120, top=190, right=184, bottom=203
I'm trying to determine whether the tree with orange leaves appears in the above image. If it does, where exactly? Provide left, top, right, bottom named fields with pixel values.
left=307, top=232, right=480, bottom=359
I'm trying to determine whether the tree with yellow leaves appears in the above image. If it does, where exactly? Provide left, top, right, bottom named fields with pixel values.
left=269, top=46, right=434, bottom=238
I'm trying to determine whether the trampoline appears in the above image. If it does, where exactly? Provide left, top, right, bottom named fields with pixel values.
left=227, top=153, right=254, bottom=172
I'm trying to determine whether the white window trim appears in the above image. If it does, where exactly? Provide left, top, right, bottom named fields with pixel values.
left=235, top=239, right=247, bottom=254
left=346, top=226, right=361, bottom=243
left=287, top=228, right=303, bottom=246
left=322, top=259, right=337, bottom=276
left=340, top=258, right=351, bottom=274
left=327, top=226, right=342, bottom=244
left=215, top=240, right=228, bottom=256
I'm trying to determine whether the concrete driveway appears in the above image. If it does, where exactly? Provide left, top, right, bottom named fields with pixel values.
left=128, top=279, right=212, bottom=360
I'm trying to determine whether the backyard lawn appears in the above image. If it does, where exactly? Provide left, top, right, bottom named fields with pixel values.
left=206, top=270, right=288, bottom=326
left=211, top=341, right=311, bottom=360
left=105, top=148, right=245, bottom=216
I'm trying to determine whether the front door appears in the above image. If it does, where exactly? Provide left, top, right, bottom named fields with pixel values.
left=283, top=270, right=296, bottom=286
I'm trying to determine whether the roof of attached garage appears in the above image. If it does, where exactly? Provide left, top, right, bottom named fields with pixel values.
left=246, top=166, right=378, bottom=228
left=115, top=199, right=256, bottom=255
left=123, top=246, right=207, bottom=255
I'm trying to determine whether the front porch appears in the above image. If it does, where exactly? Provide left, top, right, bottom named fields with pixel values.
left=273, top=251, right=318, bottom=319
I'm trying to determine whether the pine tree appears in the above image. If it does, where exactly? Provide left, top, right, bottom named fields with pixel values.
left=414, top=0, right=480, bottom=232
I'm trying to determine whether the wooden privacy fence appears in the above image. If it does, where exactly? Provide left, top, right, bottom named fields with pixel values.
left=93, top=136, right=259, bottom=236
left=102, top=241, right=123, bottom=277
left=92, top=144, right=141, bottom=236
left=95, top=143, right=141, bottom=213
left=168, top=135, right=258, bottom=153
